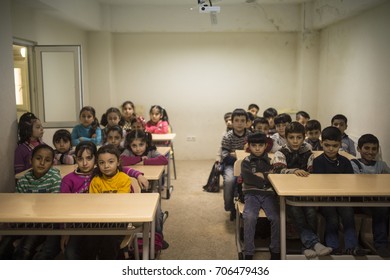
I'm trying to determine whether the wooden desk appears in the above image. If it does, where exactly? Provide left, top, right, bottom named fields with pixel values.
left=15, top=165, right=77, bottom=180
left=0, top=193, right=159, bottom=260
left=268, top=174, right=390, bottom=260
left=152, top=133, right=176, bottom=142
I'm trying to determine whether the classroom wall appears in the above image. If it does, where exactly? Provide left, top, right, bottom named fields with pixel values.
left=0, top=0, right=18, bottom=193
left=317, top=1, right=390, bottom=163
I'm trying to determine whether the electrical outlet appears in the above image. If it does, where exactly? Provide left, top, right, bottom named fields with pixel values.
left=186, top=136, right=196, bottom=142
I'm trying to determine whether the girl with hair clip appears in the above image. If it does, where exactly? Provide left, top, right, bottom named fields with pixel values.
left=14, top=112, right=44, bottom=174
left=52, top=129, right=75, bottom=165
left=120, top=129, right=168, bottom=166
left=71, top=106, right=102, bottom=146
left=101, top=107, right=126, bottom=144
left=145, top=105, right=169, bottom=134
left=121, top=101, right=137, bottom=132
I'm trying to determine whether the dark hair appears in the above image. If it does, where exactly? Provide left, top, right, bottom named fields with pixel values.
left=125, top=129, right=156, bottom=156
left=305, top=120, right=321, bottom=132
left=18, top=112, right=39, bottom=144
left=296, top=111, right=310, bottom=120
left=321, top=126, right=342, bottom=142
left=331, top=114, right=348, bottom=125
left=247, top=132, right=267, bottom=144
left=253, top=117, right=269, bottom=127
left=106, top=125, right=123, bottom=138
left=130, top=116, right=146, bottom=129
left=263, top=107, right=278, bottom=118
left=248, top=104, right=259, bottom=111
left=75, top=141, right=97, bottom=158
left=274, top=113, right=292, bottom=125
left=95, top=144, right=122, bottom=176
left=247, top=112, right=255, bottom=122
left=358, top=134, right=379, bottom=149
left=121, top=101, right=137, bottom=120
left=53, top=129, right=71, bottom=145
left=224, top=112, right=232, bottom=121
left=79, top=106, right=100, bottom=138
left=31, top=144, right=54, bottom=160
left=285, top=121, right=305, bottom=137
left=231, top=108, right=248, bottom=121
left=149, top=105, right=169, bottom=123
left=101, top=107, right=124, bottom=127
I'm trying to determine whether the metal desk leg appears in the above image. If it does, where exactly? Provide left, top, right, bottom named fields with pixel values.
left=280, top=196, right=287, bottom=260
left=142, top=222, right=150, bottom=260
left=150, top=208, right=156, bottom=260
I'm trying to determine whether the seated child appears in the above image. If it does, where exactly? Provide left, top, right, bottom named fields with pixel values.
left=247, top=103, right=259, bottom=118
left=131, top=116, right=146, bottom=131
left=331, top=114, right=356, bottom=156
left=270, top=113, right=292, bottom=152
left=16, top=144, right=61, bottom=260
left=52, top=129, right=75, bottom=165
left=313, top=126, right=368, bottom=255
left=104, top=125, right=125, bottom=153
left=71, top=106, right=102, bottom=146
left=14, top=112, right=44, bottom=174
left=295, top=111, right=310, bottom=127
left=252, top=117, right=274, bottom=153
left=305, top=120, right=322, bottom=151
left=263, top=107, right=278, bottom=136
left=351, top=134, right=390, bottom=258
left=145, top=105, right=169, bottom=134
left=101, top=107, right=125, bottom=144
left=121, top=101, right=137, bottom=132
left=246, top=112, right=255, bottom=132
left=224, top=112, right=233, bottom=133
left=241, top=132, right=280, bottom=260
left=272, top=122, right=332, bottom=258
left=120, top=129, right=168, bottom=166
left=220, top=108, right=251, bottom=221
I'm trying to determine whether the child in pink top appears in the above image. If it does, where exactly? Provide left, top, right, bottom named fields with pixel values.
left=145, top=105, right=169, bottom=134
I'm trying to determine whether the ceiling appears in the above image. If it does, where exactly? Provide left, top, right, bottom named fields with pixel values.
left=12, top=0, right=387, bottom=32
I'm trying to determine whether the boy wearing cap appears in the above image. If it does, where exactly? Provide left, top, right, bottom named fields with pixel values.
left=241, top=132, right=280, bottom=260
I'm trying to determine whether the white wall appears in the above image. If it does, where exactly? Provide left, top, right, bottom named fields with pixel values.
left=317, top=1, right=390, bottom=163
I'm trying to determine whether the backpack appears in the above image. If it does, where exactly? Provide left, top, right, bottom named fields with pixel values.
left=202, top=161, right=221, bottom=192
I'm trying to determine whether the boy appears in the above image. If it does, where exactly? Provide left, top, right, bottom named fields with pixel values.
left=224, top=112, right=233, bottom=132
left=253, top=117, right=269, bottom=135
left=305, top=119, right=322, bottom=151
left=272, top=122, right=332, bottom=258
left=247, top=104, right=259, bottom=118
left=241, top=132, right=280, bottom=260
left=331, top=114, right=356, bottom=156
left=296, top=111, right=310, bottom=127
left=221, top=108, right=251, bottom=221
left=270, top=113, right=292, bottom=152
left=351, top=134, right=390, bottom=257
left=263, top=107, right=278, bottom=136
left=313, top=126, right=368, bottom=255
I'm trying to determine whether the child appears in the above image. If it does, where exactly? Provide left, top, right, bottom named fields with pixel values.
left=313, top=126, right=367, bottom=255
left=52, top=129, right=75, bottom=165
left=101, top=107, right=125, bottom=144
left=241, top=132, right=280, bottom=260
left=220, top=108, right=251, bottom=221
left=224, top=112, right=233, bottom=132
left=120, top=129, right=168, bottom=166
left=331, top=114, right=356, bottom=156
left=272, top=122, right=332, bottom=258
left=270, top=113, right=292, bottom=152
left=295, top=111, right=310, bottom=127
left=350, top=134, right=390, bottom=257
left=71, top=106, right=102, bottom=146
left=145, top=105, right=169, bottom=134
left=252, top=117, right=274, bottom=153
left=14, top=112, right=44, bottom=174
left=104, top=125, right=125, bottom=153
left=263, top=107, right=278, bottom=136
left=246, top=112, right=255, bottom=132
left=82, top=144, right=132, bottom=259
left=121, top=101, right=137, bottom=132
left=131, top=116, right=146, bottom=131
left=305, top=119, right=322, bottom=151
left=16, top=144, right=61, bottom=260
left=247, top=103, right=259, bottom=118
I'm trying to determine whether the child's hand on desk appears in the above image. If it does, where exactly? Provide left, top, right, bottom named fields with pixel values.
left=294, top=169, right=310, bottom=177
left=137, top=175, right=149, bottom=190
left=141, top=156, right=148, bottom=164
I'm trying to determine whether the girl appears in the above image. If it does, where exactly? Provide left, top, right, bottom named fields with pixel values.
left=104, top=125, right=125, bottom=153
left=101, top=107, right=125, bottom=144
left=82, top=144, right=131, bottom=259
left=145, top=105, right=169, bottom=134
left=14, top=112, right=44, bottom=174
left=52, top=129, right=75, bottom=165
left=131, top=116, right=146, bottom=131
left=121, top=101, right=137, bottom=132
left=71, top=106, right=102, bottom=146
left=120, top=129, right=168, bottom=166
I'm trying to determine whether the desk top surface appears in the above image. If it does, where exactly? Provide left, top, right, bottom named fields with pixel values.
left=235, top=150, right=354, bottom=161
left=130, top=165, right=165, bottom=180
left=268, top=174, right=390, bottom=197
left=0, top=193, right=159, bottom=223
left=151, top=133, right=176, bottom=141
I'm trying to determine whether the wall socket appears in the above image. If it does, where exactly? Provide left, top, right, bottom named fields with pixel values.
left=186, top=136, right=196, bottom=142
